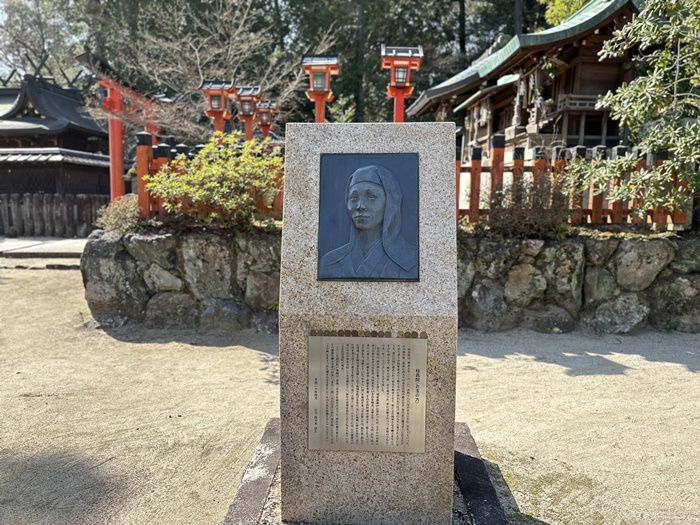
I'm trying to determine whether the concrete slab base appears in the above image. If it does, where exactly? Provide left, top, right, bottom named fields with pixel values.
left=223, top=419, right=507, bottom=525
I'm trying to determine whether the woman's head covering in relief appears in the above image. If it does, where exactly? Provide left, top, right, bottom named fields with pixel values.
left=324, top=164, right=416, bottom=272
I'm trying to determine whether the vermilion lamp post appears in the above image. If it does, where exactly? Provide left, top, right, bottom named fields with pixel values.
left=198, top=80, right=234, bottom=137
left=256, top=100, right=279, bottom=139
left=301, top=55, right=339, bottom=123
left=233, top=86, right=262, bottom=141
left=380, top=45, right=423, bottom=123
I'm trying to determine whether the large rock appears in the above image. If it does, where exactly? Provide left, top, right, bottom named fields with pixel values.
left=538, top=240, right=585, bottom=316
left=251, top=310, right=279, bottom=333
left=81, top=230, right=149, bottom=320
left=647, top=274, right=700, bottom=332
left=583, top=267, right=620, bottom=308
left=520, top=239, right=545, bottom=257
left=182, top=234, right=241, bottom=301
left=583, top=293, right=649, bottom=334
left=245, top=271, right=280, bottom=309
left=200, top=298, right=251, bottom=330
left=476, top=240, right=521, bottom=281
left=145, top=292, right=200, bottom=329
left=504, top=263, right=547, bottom=307
left=612, top=239, right=675, bottom=291
left=670, top=239, right=700, bottom=274
left=124, top=233, right=178, bottom=269
left=464, top=278, right=521, bottom=331
left=143, top=264, right=183, bottom=293
left=584, top=238, right=620, bottom=267
left=457, top=238, right=477, bottom=300
left=235, top=234, right=281, bottom=289
left=522, top=305, right=576, bottom=334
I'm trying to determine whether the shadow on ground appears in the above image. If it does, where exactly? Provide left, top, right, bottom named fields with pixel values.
left=0, top=452, right=121, bottom=525
left=482, top=459, right=551, bottom=525
left=458, top=328, right=700, bottom=376
left=97, top=325, right=279, bottom=354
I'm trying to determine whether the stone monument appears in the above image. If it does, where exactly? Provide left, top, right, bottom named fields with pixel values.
left=279, top=122, right=457, bottom=525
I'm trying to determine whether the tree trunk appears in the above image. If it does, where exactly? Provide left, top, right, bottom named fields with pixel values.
left=354, top=3, right=367, bottom=122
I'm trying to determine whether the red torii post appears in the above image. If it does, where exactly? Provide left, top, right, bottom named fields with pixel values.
left=301, top=55, right=339, bottom=123
left=96, top=77, right=158, bottom=202
left=380, top=45, right=423, bottom=123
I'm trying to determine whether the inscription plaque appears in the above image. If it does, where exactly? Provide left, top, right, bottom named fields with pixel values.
left=308, top=335, right=427, bottom=453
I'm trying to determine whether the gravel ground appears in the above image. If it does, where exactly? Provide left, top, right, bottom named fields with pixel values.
left=1, top=266, right=699, bottom=524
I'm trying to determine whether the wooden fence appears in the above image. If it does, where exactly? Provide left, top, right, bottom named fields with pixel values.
left=457, top=134, right=691, bottom=229
left=0, top=193, right=109, bottom=238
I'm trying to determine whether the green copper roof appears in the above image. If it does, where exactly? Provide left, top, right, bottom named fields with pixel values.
left=476, top=0, right=642, bottom=79
left=408, top=0, right=641, bottom=116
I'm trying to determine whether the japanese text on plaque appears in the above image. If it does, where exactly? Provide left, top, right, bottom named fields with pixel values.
left=308, top=336, right=427, bottom=453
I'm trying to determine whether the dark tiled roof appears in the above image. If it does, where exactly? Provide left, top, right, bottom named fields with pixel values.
left=381, top=45, right=424, bottom=58
left=198, top=80, right=235, bottom=91
left=0, top=75, right=106, bottom=136
left=0, top=147, right=111, bottom=168
left=301, top=55, right=339, bottom=66
left=257, top=100, right=279, bottom=110
left=236, top=86, right=262, bottom=97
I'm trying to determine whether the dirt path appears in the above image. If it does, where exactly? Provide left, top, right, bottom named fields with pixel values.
left=1, top=267, right=699, bottom=524
left=0, top=268, right=279, bottom=525
left=457, top=329, right=700, bottom=525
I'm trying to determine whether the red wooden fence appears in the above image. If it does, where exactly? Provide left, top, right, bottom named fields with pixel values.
left=456, top=134, right=690, bottom=229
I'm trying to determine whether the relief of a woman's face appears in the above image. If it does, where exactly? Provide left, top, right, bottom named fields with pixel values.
left=347, top=181, right=386, bottom=231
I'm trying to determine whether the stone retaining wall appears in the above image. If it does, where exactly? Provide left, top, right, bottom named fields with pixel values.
left=81, top=230, right=280, bottom=332
left=81, top=230, right=700, bottom=334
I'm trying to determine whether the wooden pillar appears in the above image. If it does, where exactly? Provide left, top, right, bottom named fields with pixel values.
left=570, top=146, right=587, bottom=224
left=551, top=146, right=568, bottom=211
left=489, top=134, right=505, bottom=192
left=590, top=146, right=607, bottom=224
left=76, top=194, right=90, bottom=238
left=469, top=147, right=482, bottom=223
left=53, top=194, right=64, bottom=237
left=632, top=153, right=647, bottom=225
left=512, top=146, right=525, bottom=185
left=610, top=146, right=626, bottom=224
left=10, top=194, right=22, bottom=237
left=43, top=193, right=54, bottom=236
left=651, top=151, right=669, bottom=228
left=0, top=193, right=8, bottom=236
left=32, top=193, right=43, bottom=236
left=136, top=131, right=153, bottom=218
left=64, top=193, right=75, bottom=238
left=22, top=193, right=34, bottom=236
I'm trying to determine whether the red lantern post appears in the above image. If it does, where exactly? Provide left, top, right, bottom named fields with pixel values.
left=233, top=86, right=262, bottom=141
left=256, top=100, right=279, bottom=139
left=198, top=80, right=235, bottom=138
left=380, top=45, right=423, bottom=123
left=301, top=55, right=340, bottom=123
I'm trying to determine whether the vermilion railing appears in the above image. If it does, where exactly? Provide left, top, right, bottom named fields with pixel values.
left=456, top=134, right=690, bottom=229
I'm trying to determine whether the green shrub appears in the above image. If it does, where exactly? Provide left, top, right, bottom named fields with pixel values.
left=145, top=132, right=283, bottom=231
left=95, top=194, right=141, bottom=234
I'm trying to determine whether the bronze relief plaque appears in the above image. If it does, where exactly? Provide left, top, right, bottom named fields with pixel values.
left=317, top=153, right=419, bottom=281
left=308, top=335, right=427, bottom=453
